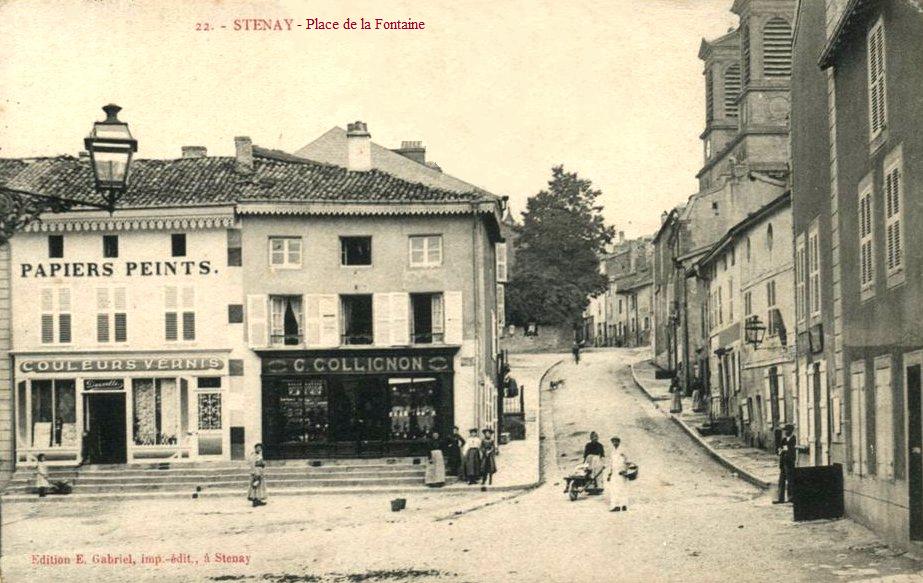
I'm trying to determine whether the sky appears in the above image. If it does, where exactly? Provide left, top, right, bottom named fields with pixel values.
left=0, top=0, right=738, bottom=238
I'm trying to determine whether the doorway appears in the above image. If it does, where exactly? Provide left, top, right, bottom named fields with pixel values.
left=330, top=378, right=389, bottom=456
left=84, top=393, right=127, bottom=464
left=906, top=355, right=923, bottom=541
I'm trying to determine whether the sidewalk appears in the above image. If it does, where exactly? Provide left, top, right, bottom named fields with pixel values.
left=630, top=359, right=777, bottom=490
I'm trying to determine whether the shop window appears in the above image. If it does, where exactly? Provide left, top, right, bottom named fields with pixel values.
left=411, top=293, right=444, bottom=344
left=197, top=377, right=222, bottom=389
left=97, top=287, right=128, bottom=343
left=341, top=295, right=373, bottom=345
left=171, top=233, right=187, bottom=257
left=409, top=235, right=442, bottom=267
left=270, top=295, right=303, bottom=346
left=40, top=287, right=71, bottom=344
left=341, top=236, right=372, bottom=266
left=388, top=377, right=438, bottom=440
left=165, top=286, right=195, bottom=342
left=273, top=379, right=328, bottom=444
left=197, top=393, right=222, bottom=430
left=269, top=236, right=302, bottom=269
left=48, top=235, right=63, bottom=258
left=29, top=380, right=77, bottom=448
left=132, top=378, right=181, bottom=446
left=103, top=235, right=119, bottom=258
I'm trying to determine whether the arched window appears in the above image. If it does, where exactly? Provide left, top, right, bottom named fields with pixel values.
left=763, top=17, right=793, bottom=78
left=767, top=224, right=774, bottom=252
left=724, top=64, right=741, bottom=118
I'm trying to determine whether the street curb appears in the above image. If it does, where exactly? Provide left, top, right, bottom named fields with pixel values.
left=628, top=362, right=772, bottom=491
left=535, top=358, right=565, bottom=488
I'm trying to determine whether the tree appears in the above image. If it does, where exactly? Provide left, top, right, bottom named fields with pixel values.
left=506, top=165, right=615, bottom=327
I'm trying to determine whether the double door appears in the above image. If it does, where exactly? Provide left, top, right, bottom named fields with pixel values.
left=331, top=378, right=389, bottom=457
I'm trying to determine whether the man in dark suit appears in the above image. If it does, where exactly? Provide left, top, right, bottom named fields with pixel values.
left=773, top=423, right=797, bottom=504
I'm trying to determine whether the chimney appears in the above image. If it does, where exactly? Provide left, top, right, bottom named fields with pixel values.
left=235, top=136, right=253, bottom=174
left=619, top=231, right=625, bottom=244
left=392, top=140, right=426, bottom=165
left=661, top=211, right=669, bottom=224
left=182, top=146, right=207, bottom=159
left=346, top=121, right=371, bottom=172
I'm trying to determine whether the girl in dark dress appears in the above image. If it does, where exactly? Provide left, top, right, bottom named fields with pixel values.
left=461, top=428, right=482, bottom=484
left=480, top=428, right=498, bottom=486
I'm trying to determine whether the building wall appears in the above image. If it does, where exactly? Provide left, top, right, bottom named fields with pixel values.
left=0, top=244, right=12, bottom=484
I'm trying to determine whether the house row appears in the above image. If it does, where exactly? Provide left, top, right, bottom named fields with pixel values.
left=653, top=0, right=923, bottom=550
left=0, top=122, right=508, bottom=477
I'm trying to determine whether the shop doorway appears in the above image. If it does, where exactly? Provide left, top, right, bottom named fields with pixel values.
left=331, top=379, right=389, bottom=456
left=906, top=355, right=923, bottom=541
left=84, top=393, right=127, bottom=464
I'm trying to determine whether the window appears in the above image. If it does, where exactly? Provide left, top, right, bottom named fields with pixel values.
left=859, top=186, right=875, bottom=293
left=795, top=235, right=806, bottom=323
left=495, top=242, right=508, bottom=283
left=269, top=237, right=302, bottom=269
left=40, top=287, right=71, bottom=344
left=132, top=378, right=181, bottom=446
left=808, top=225, right=821, bottom=316
left=724, top=64, right=741, bottom=118
left=874, top=358, right=894, bottom=479
left=97, top=287, right=128, bottom=343
left=496, top=284, right=505, bottom=333
left=48, top=235, right=63, bottom=258
left=762, top=18, right=793, bottom=78
left=165, top=286, right=195, bottom=341
left=27, top=380, right=77, bottom=448
left=171, top=233, right=187, bottom=257
left=409, top=235, right=442, bottom=267
left=728, top=278, right=734, bottom=322
left=705, top=67, right=715, bottom=122
left=270, top=295, right=303, bottom=346
left=766, top=279, right=781, bottom=337
left=744, top=291, right=752, bottom=317
left=884, top=156, right=904, bottom=278
left=341, top=236, right=372, bottom=266
left=766, top=223, right=774, bottom=253
left=227, top=229, right=242, bottom=267
left=341, top=295, right=373, bottom=345
left=867, top=18, right=887, bottom=140
left=103, top=235, right=119, bottom=258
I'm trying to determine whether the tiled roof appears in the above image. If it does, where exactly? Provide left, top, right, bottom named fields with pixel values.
left=295, top=127, right=493, bottom=196
left=0, top=146, right=493, bottom=210
left=0, top=159, right=28, bottom=184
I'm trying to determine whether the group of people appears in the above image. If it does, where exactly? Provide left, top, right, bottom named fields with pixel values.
left=582, top=431, right=634, bottom=512
left=425, top=426, right=498, bottom=488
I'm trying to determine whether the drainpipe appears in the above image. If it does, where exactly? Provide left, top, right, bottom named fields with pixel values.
left=471, top=203, right=484, bottom=432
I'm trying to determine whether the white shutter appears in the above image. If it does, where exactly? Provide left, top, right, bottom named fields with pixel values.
left=304, top=295, right=322, bottom=346
left=851, top=367, right=865, bottom=475
left=867, top=20, right=887, bottom=139
left=819, top=361, right=829, bottom=464
left=763, top=372, right=772, bottom=423
left=491, top=310, right=498, bottom=356
left=777, top=371, right=787, bottom=423
left=319, top=295, right=340, bottom=347
left=389, top=293, right=410, bottom=346
left=496, top=284, right=506, bottom=332
left=373, top=293, right=392, bottom=346
left=496, top=242, right=508, bottom=283
left=807, top=367, right=815, bottom=446
left=247, top=295, right=268, bottom=348
left=875, top=363, right=894, bottom=479
left=444, top=291, right=463, bottom=345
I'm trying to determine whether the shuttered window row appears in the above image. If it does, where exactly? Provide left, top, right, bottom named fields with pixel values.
left=867, top=19, right=887, bottom=139
left=762, top=17, right=793, bottom=78
left=40, top=288, right=71, bottom=344
left=723, top=64, right=741, bottom=118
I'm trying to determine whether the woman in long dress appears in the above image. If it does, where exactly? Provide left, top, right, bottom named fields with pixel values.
left=442, top=426, right=464, bottom=478
left=582, top=432, right=606, bottom=490
left=461, top=428, right=482, bottom=484
left=247, top=443, right=267, bottom=507
left=606, top=436, right=630, bottom=512
left=479, top=428, right=498, bottom=486
left=425, top=431, right=446, bottom=487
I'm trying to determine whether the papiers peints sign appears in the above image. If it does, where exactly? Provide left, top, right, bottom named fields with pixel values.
left=19, top=260, right=215, bottom=278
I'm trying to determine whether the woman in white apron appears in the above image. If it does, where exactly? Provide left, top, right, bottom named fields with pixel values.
left=606, top=436, right=630, bottom=512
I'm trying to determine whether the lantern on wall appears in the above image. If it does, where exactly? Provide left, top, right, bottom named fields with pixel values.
left=744, top=315, right=767, bottom=348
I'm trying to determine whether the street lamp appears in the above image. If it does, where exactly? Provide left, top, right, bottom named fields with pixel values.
left=84, top=104, right=138, bottom=212
left=744, top=315, right=767, bottom=348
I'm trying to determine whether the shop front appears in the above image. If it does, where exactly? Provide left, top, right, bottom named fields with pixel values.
left=14, top=352, right=230, bottom=466
left=259, top=348, right=457, bottom=459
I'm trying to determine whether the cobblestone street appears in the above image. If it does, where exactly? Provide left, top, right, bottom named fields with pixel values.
left=3, top=349, right=922, bottom=582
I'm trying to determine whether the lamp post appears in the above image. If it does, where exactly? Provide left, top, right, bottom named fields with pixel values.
left=1, top=104, right=137, bottom=217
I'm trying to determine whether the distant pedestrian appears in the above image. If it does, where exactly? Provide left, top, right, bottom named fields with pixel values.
left=572, top=341, right=581, bottom=364
left=443, top=426, right=465, bottom=478
left=425, top=431, right=446, bottom=487
left=606, top=436, right=633, bottom=512
left=582, top=432, right=606, bottom=490
left=669, top=377, right=683, bottom=414
left=480, top=428, right=498, bottom=487
left=461, top=428, right=482, bottom=484
left=247, top=443, right=267, bottom=507
left=34, top=454, right=50, bottom=498
left=773, top=424, right=797, bottom=504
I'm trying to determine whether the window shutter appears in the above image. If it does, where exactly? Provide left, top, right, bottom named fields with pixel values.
left=97, top=314, right=110, bottom=343
left=850, top=368, right=865, bottom=475
left=807, top=367, right=815, bottom=445
left=777, top=371, right=786, bottom=423
left=875, top=363, right=894, bottom=479
left=764, top=372, right=772, bottom=423
left=723, top=64, right=741, bottom=117
left=496, top=284, right=506, bottom=331
left=183, top=312, right=196, bottom=341
left=443, top=291, right=463, bottom=345
left=165, top=286, right=178, bottom=310
left=884, top=165, right=903, bottom=274
left=491, top=310, right=498, bottom=356
left=762, top=18, right=793, bottom=78
left=432, top=294, right=445, bottom=335
left=496, top=243, right=508, bottom=283
left=318, top=295, right=340, bottom=347
left=304, top=295, right=321, bottom=346
left=867, top=20, right=887, bottom=138
left=114, top=313, right=127, bottom=342
left=819, top=361, right=829, bottom=463
left=246, top=295, right=268, bottom=348
left=165, top=313, right=178, bottom=342
left=373, top=293, right=391, bottom=346
left=182, top=286, right=195, bottom=310
left=389, top=293, right=410, bottom=345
